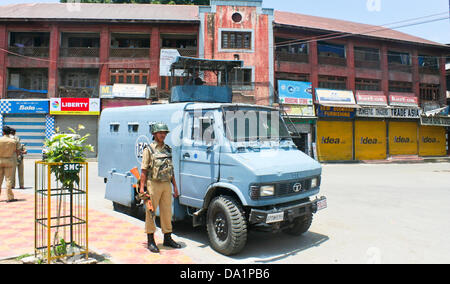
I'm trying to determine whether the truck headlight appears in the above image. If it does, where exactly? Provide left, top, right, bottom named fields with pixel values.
left=260, top=185, right=275, bottom=197
left=311, top=177, right=320, bottom=188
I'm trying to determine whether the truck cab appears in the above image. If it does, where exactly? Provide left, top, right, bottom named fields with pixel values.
left=98, top=57, right=326, bottom=255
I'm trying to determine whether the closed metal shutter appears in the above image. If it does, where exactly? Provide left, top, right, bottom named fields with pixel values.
left=418, top=126, right=446, bottom=157
left=388, top=121, right=418, bottom=155
left=4, top=114, right=46, bottom=156
left=317, top=121, right=353, bottom=161
left=355, top=120, right=387, bottom=160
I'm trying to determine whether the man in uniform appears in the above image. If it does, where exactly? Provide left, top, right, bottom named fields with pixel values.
left=10, top=128, right=27, bottom=189
left=140, top=123, right=182, bottom=253
left=0, top=126, right=20, bottom=202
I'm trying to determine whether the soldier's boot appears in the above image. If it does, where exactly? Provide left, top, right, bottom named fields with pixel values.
left=147, top=234, right=160, bottom=253
left=163, top=233, right=182, bottom=249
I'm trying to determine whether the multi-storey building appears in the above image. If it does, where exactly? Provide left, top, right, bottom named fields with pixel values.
left=0, top=0, right=449, bottom=159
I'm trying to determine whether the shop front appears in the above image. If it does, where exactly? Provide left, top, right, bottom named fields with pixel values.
left=419, top=106, right=450, bottom=157
left=278, top=80, right=316, bottom=157
left=50, top=98, right=100, bottom=158
left=387, top=94, right=421, bottom=157
left=354, top=91, right=390, bottom=161
left=0, top=99, right=50, bottom=156
left=315, top=88, right=359, bottom=162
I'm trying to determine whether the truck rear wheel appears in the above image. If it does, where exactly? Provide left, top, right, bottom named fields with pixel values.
left=206, top=195, right=247, bottom=256
left=284, top=213, right=313, bottom=236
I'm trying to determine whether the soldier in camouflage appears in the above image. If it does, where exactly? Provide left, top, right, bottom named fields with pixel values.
left=140, top=123, right=181, bottom=253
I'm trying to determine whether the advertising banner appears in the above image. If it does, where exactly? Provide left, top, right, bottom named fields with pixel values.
left=160, top=49, right=184, bottom=77
left=389, top=93, right=418, bottom=107
left=418, top=125, right=446, bottom=156
left=317, top=105, right=356, bottom=119
left=111, top=84, right=147, bottom=99
left=281, top=104, right=315, bottom=117
left=316, top=88, right=357, bottom=105
left=355, top=91, right=387, bottom=106
left=0, top=100, right=49, bottom=114
left=278, top=81, right=313, bottom=105
left=50, top=98, right=100, bottom=115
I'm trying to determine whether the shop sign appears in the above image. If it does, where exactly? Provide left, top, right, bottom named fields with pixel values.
left=355, top=91, right=387, bottom=106
left=281, top=104, right=315, bottom=117
left=389, top=94, right=418, bottom=107
left=111, top=84, right=147, bottom=99
left=278, top=81, right=313, bottom=105
left=99, top=85, right=114, bottom=98
left=356, top=107, right=390, bottom=118
left=390, top=107, right=421, bottom=119
left=316, top=89, right=357, bottom=105
left=0, top=100, right=49, bottom=114
left=317, top=105, right=355, bottom=119
left=420, top=116, right=450, bottom=127
left=50, top=98, right=100, bottom=115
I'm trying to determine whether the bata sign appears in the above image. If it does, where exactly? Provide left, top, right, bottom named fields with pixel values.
left=50, top=98, right=100, bottom=115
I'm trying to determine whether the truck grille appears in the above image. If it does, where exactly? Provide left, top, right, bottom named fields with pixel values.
left=276, top=179, right=312, bottom=196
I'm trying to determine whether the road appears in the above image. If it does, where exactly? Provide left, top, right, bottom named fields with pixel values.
left=20, top=160, right=450, bottom=264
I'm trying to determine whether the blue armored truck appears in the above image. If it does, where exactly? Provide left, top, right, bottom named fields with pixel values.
left=98, top=57, right=326, bottom=255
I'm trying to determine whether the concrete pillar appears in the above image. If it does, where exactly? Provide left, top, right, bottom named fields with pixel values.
left=0, top=25, right=7, bottom=99
left=48, top=24, right=59, bottom=98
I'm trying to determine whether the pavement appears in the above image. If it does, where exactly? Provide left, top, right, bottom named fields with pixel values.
left=0, top=190, right=193, bottom=264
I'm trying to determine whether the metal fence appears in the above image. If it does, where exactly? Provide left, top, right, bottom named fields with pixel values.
left=35, top=162, right=88, bottom=264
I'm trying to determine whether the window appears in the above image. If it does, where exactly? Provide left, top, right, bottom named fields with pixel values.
left=110, top=69, right=149, bottom=85
left=389, top=81, right=413, bottom=93
left=232, top=13, right=243, bottom=23
left=128, top=123, right=139, bottom=133
left=318, top=42, right=346, bottom=58
left=420, top=84, right=440, bottom=101
left=222, top=31, right=252, bottom=50
left=388, top=51, right=411, bottom=65
left=318, top=76, right=347, bottom=90
left=354, top=47, right=380, bottom=62
left=356, top=78, right=381, bottom=91
left=223, top=68, right=252, bottom=87
left=110, top=123, right=120, bottom=133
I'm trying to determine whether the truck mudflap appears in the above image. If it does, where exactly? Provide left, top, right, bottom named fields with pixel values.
left=249, top=196, right=327, bottom=225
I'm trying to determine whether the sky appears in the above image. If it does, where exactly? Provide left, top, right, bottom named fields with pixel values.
left=1, top=0, right=450, bottom=44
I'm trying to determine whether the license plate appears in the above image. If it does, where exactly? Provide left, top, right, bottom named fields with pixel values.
left=317, top=198, right=327, bottom=211
left=266, top=212, right=284, bottom=224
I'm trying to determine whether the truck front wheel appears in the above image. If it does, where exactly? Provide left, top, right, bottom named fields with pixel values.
left=206, top=195, right=247, bottom=256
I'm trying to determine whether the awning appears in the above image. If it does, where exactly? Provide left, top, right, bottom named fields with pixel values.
left=355, top=91, right=388, bottom=106
left=316, top=88, right=360, bottom=108
left=389, top=93, right=418, bottom=107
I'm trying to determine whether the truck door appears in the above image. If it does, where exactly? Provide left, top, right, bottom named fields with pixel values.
left=179, top=110, right=220, bottom=208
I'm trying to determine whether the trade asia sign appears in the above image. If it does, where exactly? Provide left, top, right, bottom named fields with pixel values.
left=0, top=100, right=49, bottom=114
left=278, top=81, right=313, bottom=105
left=50, top=98, right=100, bottom=115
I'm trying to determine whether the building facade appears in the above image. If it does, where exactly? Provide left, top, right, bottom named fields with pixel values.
left=0, top=1, right=449, bottom=159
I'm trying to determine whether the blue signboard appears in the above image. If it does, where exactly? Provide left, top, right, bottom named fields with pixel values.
left=317, top=105, right=356, bottom=119
left=278, top=81, right=313, bottom=105
left=0, top=100, right=49, bottom=114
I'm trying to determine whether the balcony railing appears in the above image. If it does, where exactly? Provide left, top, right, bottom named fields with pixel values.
left=110, top=48, right=149, bottom=58
left=389, top=63, right=412, bottom=73
left=8, top=46, right=49, bottom=58
left=419, top=66, right=440, bottom=75
left=60, top=47, right=99, bottom=58
left=318, top=55, right=347, bottom=66
left=275, top=51, right=309, bottom=63
left=58, top=87, right=98, bottom=98
left=355, top=60, right=380, bottom=69
left=177, top=47, right=197, bottom=57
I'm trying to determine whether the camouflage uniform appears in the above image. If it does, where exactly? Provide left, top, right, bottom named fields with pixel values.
left=141, top=141, right=174, bottom=235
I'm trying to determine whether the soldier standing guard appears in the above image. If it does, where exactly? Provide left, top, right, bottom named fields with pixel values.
left=139, top=123, right=182, bottom=253
left=0, top=126, right=20, bottom=202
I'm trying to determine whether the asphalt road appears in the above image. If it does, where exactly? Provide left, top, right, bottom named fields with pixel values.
left=19, top=160, right=450, bottom=264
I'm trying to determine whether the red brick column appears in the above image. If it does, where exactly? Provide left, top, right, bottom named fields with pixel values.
left=150, top=27, right=160, bottom=88
left=309, top=41, right=319, bottom=101
left=48, top=24, right=59, bottom=98
left=439, top=56, right=447, bottom=106
left=380, top=44, right=389, bottom=98
left=347, top=40, right=355, bottom=91
left=0, top=25, right=7, bottom=99
left=99, top=25, right=110, bottom=86
left=411, top=49, right=420, bottom=102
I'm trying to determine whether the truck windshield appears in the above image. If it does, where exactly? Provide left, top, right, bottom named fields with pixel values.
left=222, top=106, right=291, bottom=143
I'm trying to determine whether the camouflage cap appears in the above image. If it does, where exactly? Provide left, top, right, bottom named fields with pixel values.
left=151, top=123, right=170, bottom=134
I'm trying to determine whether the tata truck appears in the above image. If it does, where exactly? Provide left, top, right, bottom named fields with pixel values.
left=98, top=57, right=326, bottom=255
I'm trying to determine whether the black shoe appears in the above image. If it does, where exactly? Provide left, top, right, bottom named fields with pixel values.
left=6, top=199, right=18, bottom=203
left=163, top=233, right=182, bottom=249
left=147, top=234, right=160, bottom=253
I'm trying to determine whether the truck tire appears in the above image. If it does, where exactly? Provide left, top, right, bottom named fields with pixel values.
left=284, top=213, right=313, bottom=236
left=206, top=195, right=247, bottom=256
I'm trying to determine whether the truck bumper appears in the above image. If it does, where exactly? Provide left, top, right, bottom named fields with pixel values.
left=248, top=196, right=327, bottom=225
